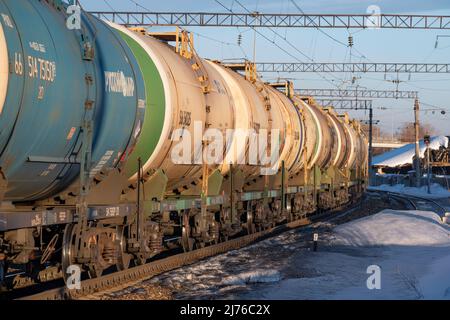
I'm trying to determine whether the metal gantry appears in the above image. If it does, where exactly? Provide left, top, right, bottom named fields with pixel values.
left=296, top=88, right=419, bottom=99
left=89, top=12, right=450, bottom=30
left=256, top=62, right=450, bottom=73
left=309, top=99, right=373, bottom=110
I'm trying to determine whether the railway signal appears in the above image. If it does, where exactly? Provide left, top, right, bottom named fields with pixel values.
left=313, top=233, right=319, bottom=252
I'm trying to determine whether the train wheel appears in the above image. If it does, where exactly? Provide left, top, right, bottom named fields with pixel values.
left=181, top=211, right=194, bottom=252
left=116, top=225, right=131, bottom=271
left=61, top=224, right=77, bottom=283
left=246, top=202, right=256, bottom=235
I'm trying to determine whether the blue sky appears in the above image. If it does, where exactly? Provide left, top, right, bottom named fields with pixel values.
left=79, top=0, right=450, bottom=137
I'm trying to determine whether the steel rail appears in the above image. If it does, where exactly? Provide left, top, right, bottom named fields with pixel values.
left=367, top=189, right=448, bottom=216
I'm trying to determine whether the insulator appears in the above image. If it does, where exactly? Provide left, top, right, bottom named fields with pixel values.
left=237, top=34, right=242, bottom=46
left=348, top=35, right=354, bottom=47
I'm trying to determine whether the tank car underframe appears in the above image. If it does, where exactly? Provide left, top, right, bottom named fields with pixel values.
left=0, top=175, right=364, bottom=290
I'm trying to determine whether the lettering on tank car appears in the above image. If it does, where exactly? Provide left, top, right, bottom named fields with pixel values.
left=27, top=55, right=56, bottom=82
left=106, top=207, right=120, bottom=217
left=14, top=53, right=23, bottom=76
left=89, top=150, right=115, bottom=177
left=1, top=13, right=13, bottom=28
left=29, top=41, right=46, bottom=53
left=104, top=71, right=135, bottom=97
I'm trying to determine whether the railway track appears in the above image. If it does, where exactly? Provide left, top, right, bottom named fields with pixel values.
left=74, top=193, right=409, bottom=300
left=367, top=190, right=449, bottom=218
left=8, top=190, right=435, bottom=301
left=13, top=200, right=363, bottom=301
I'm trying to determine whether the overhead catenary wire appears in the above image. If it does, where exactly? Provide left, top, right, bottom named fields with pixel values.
left=289, top=0, right=372, bottom=63
left=105, top=0, right=449, bottom=127
left=128, top=0, right=250, bottom=59
left=217, top=0, right=343, bottom=88
left=102, top=0, right=128, bottom=24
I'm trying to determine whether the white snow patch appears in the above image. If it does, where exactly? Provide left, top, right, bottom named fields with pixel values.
left=222, top=270, right=282, bottom=286
left=419, top=253, right=450, bottom=299
left=334, top=209, right=450, bottom=247
left=243, top=209, right=450, bottom=300
left=368, top=183, right=450, bottom=199
left=373, top=135, right=448, bottom=167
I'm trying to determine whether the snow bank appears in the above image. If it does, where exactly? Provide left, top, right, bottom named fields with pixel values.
left=368, top=183, right=450, bottom=199
left=253, top=209, right=450, bottom=300
left=334, top=209, right=450, bottom=247
left=143, top=207, right=450, bottom=300
left=373, top=135, right=448, bottom=167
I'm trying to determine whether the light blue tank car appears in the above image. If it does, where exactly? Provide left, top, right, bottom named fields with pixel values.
left=0, top=0, right=145, bottom=201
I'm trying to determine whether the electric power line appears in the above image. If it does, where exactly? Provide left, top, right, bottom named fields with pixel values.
left=219, top=0, right=342, bottom=88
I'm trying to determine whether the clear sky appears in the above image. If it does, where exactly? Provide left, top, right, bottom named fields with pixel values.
left=79, top=0, right=450, bottom=137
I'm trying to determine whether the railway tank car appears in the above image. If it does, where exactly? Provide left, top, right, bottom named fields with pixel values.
left=0, top=0, right=367, bottom=289
left=0, top=0, right=145, bottom=202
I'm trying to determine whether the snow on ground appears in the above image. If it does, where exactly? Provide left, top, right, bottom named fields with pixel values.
left=333, top=210, right=449, bottom=247
left=373, top=135, right=448, bottom=167
left=116, top=209, right=450, bottom=300
left=242, top=210, right=450, bottom=300
left=368, top=183, right=450, bottom=199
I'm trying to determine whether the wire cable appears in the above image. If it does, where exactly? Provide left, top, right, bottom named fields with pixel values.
left=218, top=0, right=342, bottom=88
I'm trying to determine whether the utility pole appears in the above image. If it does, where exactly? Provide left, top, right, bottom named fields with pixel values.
left=424, top=135, right=431, bottom=194
left=414, top=98, right=421, bottom=187
left=368, top=106, right=374, bottom=185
